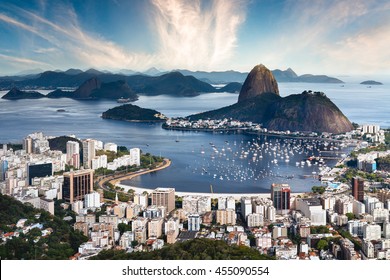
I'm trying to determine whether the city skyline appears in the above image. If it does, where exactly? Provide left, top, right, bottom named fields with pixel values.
left=1, top=0, right=390, bottom=76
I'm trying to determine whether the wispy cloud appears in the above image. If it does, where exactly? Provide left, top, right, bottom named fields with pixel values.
left=254, top=0, right=390, bottom=75
left=0, top=53, right=51, bottom=66
left=150, top=0, right=247, bottom=70
left=0, top=0, right=248, bottom=72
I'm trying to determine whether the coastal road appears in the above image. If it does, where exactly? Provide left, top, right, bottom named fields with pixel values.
left=95, top=158, right=171, bottom=193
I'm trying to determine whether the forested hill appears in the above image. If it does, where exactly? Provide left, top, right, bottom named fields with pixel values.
left=91, top=238, right=275, bottom=260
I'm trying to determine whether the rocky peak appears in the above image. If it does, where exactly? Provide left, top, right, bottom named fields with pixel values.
left=238, top=64, right=279, bottom=103
left=73, top=77, right=101, bottom=99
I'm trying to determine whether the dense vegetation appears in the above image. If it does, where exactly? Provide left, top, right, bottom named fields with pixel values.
left=102, top=104, right=165, bottom=122
left=48, top=135, right=82, bottom=154
left=90, top=238, right=275, bottom=260
left=0, top=194, right=87, bottom=260
left=377, top=155, right=390, bottom=172
left=0, top=143, right=23, bottom=151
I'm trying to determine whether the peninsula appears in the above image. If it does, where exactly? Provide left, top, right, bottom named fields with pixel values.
left=189, top=64, right=353, bottom=134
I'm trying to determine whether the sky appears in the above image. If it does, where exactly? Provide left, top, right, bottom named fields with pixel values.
left=0, top=0, right=389, bottom=76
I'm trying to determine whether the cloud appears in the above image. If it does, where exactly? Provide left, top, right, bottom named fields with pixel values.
left=0, top=53, right=49, bottom=65
left=150, top=0, right=247, bottom=70
left=253, top=0, right=390, bottom=75
left=0, top=0, right=248, bottom=72
left=33, top=47, right=57, bottom=54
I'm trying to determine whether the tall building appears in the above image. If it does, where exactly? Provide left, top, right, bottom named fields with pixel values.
left=27, top=162, right=53, bottom=185
left=82, top=139, right=96, bottom=169
left=188, top=214, right=200, bottom=231
left=241, top=197, right=252, bottom=220
left=271, top=183, right=291, bottom=215
left=66, top=141, right=80, bottom=169
left=151, top=188, right=175, bottom=213
left=84, top=191, right=101, bottom=208
left=0, top=160, right=8, bottom=181
left=148, top=218, right=164, bottom=238
left=351, top=177, right=364, bottom=202
left=23, top=137, right=33, bottom=154
left=62, top=169, right=94, bottom=203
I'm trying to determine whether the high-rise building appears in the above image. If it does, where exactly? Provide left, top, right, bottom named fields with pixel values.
left=216, top=209, right=236, bottom=225
left=351, top=177, right=364, bottom=202
left=188, top=214, right=200, bottom=231
left=27, top=162, right=53, bottom=185
left=241, top=197, right=252, bottom=220
left=82, top=139, right=95, bottom=169
left=148, top=218, right=164, bottom=238
left=271, top=183, right=291, bottom=215
left=84, top=191, right=101, bottom=208
left=62, top=169, right=94, bottom=204
left=134, top=193, right=148, bottom=208
left=66, top=141, right=80, bottom=169
left=23, top=137, right=33, bottom=154
left=151, top=188, right=175, bottom=213
left=0, top=160, right=8, bottom=181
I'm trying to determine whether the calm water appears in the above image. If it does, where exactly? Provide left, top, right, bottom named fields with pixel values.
left=0, top=81, right=389, bottom=193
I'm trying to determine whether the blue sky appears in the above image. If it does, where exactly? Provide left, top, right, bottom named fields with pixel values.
left=0, top=0, right=389, bottom=75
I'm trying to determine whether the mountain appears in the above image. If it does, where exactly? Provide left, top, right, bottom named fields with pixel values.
left=46, top=89, right=75, bottom=98
left=188, top=92, right=281, bottom=123
left=0, top=70, right=216, bottom=97
left=265, top=91, right=353, bottom=133
left=176, top=69, right=248, bottom=84
left=102, top=104, right=166, bottom=122
left=238, top=64, right=279, bottom=103
left=189, top=64, right=353, bottom=134
left=143, top=67, right=162, bottom=76
left=71, top=78, right=138, bottom=100
left=64, top=68, right=84, bottom=75
left=1, top=88, right=45, bottom=99
left=73, top=77, right=102, bottom=99
left=91, top=80, right=138, bottom=101
left=126, top=72, right=216, bottom=97
left=176, top=68, right=343, bottom=84
left=298, top=74, right=343, bottom=83
left=218, top=82, right=242, bottom=93
left=272, top=68, right=298, bottom=82
left=14, top=68, right=44, bottom=76
left=360, top=80, right=383, bottom=85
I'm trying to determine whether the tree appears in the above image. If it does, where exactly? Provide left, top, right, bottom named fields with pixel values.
left=316, top=239, right=328, bottom=251
left=346, top=213, right=355, bottom=221
left=118, top=223, right=131, bottom=235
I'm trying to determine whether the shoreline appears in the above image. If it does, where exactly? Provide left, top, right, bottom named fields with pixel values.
left=108, top=158, right=172, bottom=186
left=117, top=183, right=305, bottom=200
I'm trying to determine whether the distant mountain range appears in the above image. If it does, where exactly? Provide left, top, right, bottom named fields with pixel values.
left=0, top=67, right=343, bottom=92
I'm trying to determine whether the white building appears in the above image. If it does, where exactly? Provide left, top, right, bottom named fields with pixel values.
left=348, top=220, right=367, bottom=237
left=371, top=208, right=389, bottom=223
left=134, top=193, right=148, bottom=208
left=241, top=197, right=252, bottom=220
left=363, top=224, right=381, bottom=241
left=296, top=198, right=326, bottom=226
left=66, top=141, right=80, bottom=169
left=218, top=196, right=235, bottom=210
left=246, top=213, right=264, bottom=227
left=104, top=143, right=118, bottom=152
left=82, top=139, right=96, bottom=169
left=120, top=231, right=134, bottom=249
left=384, top=222, right=390, bottom=239
left=84, top=192, right=101, bottom=208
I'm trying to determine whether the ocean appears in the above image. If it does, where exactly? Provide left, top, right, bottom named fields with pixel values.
left=0, top=81, right=388, bottom=193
